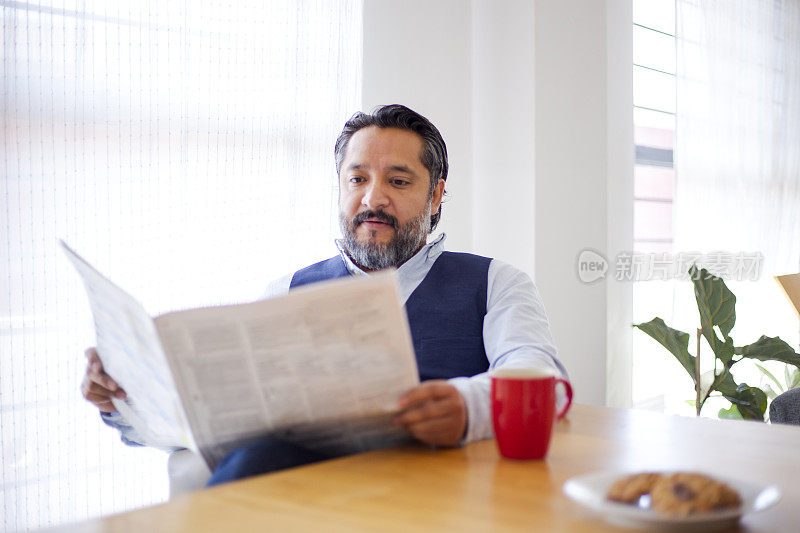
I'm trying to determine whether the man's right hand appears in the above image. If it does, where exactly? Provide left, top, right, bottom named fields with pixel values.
left=81, top=347, right=126, bottom=413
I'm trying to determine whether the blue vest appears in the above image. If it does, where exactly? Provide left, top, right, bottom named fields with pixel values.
left=290, top=252, right=492, bottom=381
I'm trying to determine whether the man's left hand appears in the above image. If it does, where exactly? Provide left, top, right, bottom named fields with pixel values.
left=394, top=381, right=466, bottom=447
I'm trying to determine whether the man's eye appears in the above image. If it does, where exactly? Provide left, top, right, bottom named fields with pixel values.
left=349, top=176, right=365, bottom=183
left=391, top=178, right=410, bottom=186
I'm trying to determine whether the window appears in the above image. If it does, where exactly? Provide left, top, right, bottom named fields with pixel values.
left=1, top=1, right=362, bottom=529
left=631, top=0, right=684, bottom=413
left=631, top=0, right=800, bottom=417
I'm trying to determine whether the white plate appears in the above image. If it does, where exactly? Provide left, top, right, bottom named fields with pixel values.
left=563, top=471, right=781, bottom=531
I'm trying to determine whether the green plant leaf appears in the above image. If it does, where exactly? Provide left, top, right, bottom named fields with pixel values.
left=790, top=368, right=800, bottom=389
left=721, top=383, right=767, bottom=421
left=718, top=404, right=743, bottom=420
left=689, top=265, right=736, bottom=362
left=736, top=336, right=800, bottom=371
left=710, top=368, right=738, bottom=397
left=718, top=337, right=736, bottom=367
left=633, top=318, right=696, bottom=380
left=754, top=363, right=785, bottom=394
left=762, top=383, right=779, bottom=400
left=782, top=366, right=800, bottom=389
left=697, top=367, right=740, bottom=411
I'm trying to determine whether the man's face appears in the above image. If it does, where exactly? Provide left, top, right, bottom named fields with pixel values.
left=338, top=126, right=445, bottom=270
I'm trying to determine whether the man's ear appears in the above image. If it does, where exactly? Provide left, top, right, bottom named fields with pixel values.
left=431, top=179, right=445, bottom=213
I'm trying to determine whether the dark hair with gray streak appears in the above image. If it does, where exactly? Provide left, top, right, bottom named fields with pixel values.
left=334, top=104, right=448, bottom=231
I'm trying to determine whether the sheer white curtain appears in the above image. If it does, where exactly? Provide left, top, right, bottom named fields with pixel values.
left=1, top=0, right=362, bottom=529
left=671, top=0, right=800, bottom=411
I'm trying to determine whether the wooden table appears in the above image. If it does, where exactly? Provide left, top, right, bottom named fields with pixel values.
left=54, top=404, right=800, bottom=532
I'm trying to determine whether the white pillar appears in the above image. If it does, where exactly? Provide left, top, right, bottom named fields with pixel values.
left=605, top=0, right=634, bottom=408
left=471, top=0, right=537, bottom=275
left=533, top=0, right=633, bottom=406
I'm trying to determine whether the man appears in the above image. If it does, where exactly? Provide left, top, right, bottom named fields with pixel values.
left=82, top=104, right=567, bottom=486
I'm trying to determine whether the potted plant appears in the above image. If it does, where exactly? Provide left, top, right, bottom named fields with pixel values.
left=634, top=265, right=800, bottom=420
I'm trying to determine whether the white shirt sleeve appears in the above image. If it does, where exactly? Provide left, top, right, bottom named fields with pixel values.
left=261, top=272, right=293, bottom=299
left=448, top=259, right=566, bottom=444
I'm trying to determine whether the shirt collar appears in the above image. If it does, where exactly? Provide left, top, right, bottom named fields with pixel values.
left=334, top=232, right=447, bottom=275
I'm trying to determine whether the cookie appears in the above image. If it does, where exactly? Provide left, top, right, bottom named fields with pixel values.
left=607, top=472, right=662, bottom=503
left=650, top=473, right=742, bottom=516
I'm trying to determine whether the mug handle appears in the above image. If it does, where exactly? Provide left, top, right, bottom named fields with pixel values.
left=555, top=378, right=573, bottom=420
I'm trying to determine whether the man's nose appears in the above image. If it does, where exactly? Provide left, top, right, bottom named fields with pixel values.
left=362, top=180, right=390, bottom=209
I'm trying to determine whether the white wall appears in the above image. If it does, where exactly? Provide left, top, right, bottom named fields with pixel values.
left=471, top=0, right=537, bottom=275
left=362, top=0, right=473, bottom=253
left=533, top=0, right=608, bottom=405
left=362, top=0, right=633, bottom=407
left=606, top=0, right=635, bottom=408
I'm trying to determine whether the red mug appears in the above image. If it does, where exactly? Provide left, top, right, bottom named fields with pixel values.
left=491, top=368, right=573, bottom=460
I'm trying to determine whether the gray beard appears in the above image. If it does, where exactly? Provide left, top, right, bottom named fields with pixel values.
left=339, top=204, right=432, bottom=270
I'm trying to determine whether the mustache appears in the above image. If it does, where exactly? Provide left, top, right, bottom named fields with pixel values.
left=351, top=210, right=399, bottom=230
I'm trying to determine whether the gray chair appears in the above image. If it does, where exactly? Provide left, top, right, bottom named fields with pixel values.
left=769, top=387, right=800, bottom=425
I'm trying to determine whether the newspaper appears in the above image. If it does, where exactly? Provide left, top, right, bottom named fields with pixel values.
left=61, top=241, right=419, bottom=469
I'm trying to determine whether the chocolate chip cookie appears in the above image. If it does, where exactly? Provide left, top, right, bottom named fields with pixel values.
left=649, top=472, right=742, bottom=516
left=607, top=472, right=662, bottom=503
